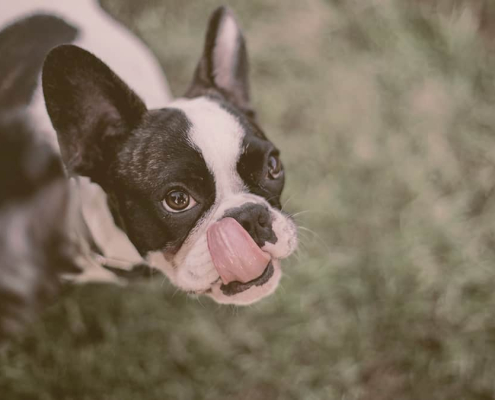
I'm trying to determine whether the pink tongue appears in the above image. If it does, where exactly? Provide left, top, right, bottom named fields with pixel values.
left=207, top=217, right=271, bottom=284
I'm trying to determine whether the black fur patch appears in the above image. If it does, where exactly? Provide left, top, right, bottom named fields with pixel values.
left=0, top=14, right=78, bottom=111
left=237, top=134, right=285, bottom=210
left=108, top=108, right=216, bottom=255
left=42, top=45, right=218, bottom=258
left=0, top=119, right=63, bottom=204
left=43, top=44, right=146, bottom=182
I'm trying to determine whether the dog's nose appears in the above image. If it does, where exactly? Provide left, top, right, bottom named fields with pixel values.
left=223, top=203, right=277, bottom=248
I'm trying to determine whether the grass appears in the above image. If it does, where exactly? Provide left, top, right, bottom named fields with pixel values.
left=3, top=0, right=495, bottom=398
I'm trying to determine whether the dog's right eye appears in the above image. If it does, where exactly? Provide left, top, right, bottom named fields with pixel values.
left=162, top=190, right=197, bottom=213
left=267, top=154, right=283, bottom=180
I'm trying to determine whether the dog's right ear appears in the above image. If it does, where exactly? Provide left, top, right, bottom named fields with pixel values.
left=42, top=45, right=147, bottom=182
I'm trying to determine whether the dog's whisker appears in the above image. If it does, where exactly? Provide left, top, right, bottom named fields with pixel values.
left=290, top=209, right=332, bottom=219
left=196, top=295, right=206, bottom=308
left=294, top=229, right=313, bottom=244
left=297, top=225, right=331, bottom=253
left=171, top=286, right=181, bottom=298
left=292, top=242, right=309, bottom=261
left=281, top=193, right=297, bottom=212
left=290, top=210, right=313, bottom=219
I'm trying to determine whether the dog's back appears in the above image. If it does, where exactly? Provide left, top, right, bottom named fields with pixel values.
left=1, top=0, right=171, bottom=150
left=0, top=11, right=71, bottom=339
left=0, top=112, right=79, bottom=341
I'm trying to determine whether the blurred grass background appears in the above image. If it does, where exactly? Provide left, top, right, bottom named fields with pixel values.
left=3, top=0, right=495, bottom=398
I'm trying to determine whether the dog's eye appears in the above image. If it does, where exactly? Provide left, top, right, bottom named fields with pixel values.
left=162, top=190, right=197, bottom=213
left=267, top=154, right=283, bottom=179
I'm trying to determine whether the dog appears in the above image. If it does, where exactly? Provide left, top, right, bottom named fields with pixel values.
left=1, top=0, right=298, bottom=307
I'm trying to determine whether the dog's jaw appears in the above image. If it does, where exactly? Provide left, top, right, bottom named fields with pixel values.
left=146, top=195, right=298, bottom=304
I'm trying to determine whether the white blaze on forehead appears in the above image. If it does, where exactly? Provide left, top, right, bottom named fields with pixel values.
left=169, top=97, right=245, bottom=197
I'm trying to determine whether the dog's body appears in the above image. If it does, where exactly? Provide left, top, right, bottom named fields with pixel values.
left=0, top=0, right=297, bottom=317
left=0, top=110, right=78, bottom=339
left=1, top=0, right=172, bottom=281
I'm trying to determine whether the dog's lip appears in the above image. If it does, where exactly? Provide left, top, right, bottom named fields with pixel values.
left=218, top=261, right=275, bottom=296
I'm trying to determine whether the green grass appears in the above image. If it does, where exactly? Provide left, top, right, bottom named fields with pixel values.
left=3, top=0, right=495, bottom=398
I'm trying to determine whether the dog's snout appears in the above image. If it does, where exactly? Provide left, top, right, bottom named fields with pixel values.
left=223, top=203, right=277, bottom=248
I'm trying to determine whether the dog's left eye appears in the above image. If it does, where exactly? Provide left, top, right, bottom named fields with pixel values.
left=162, top=190, right=197, bottom=213
left=267, top=154, right=283, bottom=179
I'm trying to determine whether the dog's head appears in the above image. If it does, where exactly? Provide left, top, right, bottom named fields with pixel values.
left=42, top=6, right=297, bottom=305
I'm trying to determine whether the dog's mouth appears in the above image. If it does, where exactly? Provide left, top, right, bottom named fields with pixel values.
left=206, top=217, right=275, bottom=296
left=218, top=261, right=275, bottom=295
left=134, top=215, right=290, bottom=304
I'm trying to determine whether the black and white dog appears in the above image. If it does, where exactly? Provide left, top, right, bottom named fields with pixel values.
left=0, top=0, right=297, bottom=310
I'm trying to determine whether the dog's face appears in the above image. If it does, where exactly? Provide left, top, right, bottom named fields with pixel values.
left=42, top=7, right=297, bottom=304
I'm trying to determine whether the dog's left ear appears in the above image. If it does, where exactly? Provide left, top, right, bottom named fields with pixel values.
left=186, top=6, right=254, bottom=117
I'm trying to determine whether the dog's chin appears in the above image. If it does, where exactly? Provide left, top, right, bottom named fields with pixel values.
left=147, top=250, right=283, bottom=305
left=206, top=259, right=282, bottom=305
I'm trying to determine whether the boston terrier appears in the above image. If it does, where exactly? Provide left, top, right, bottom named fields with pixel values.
left=1, top=0, right=298, bottom=306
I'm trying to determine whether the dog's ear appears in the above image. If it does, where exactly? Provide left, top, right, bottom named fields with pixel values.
left=187, top=6, right=254, bottom=117
left=42, top=45, right=147, bottom=181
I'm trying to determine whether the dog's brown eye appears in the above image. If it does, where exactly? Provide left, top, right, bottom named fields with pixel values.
left=163, top=190, right=197, bottom=213
left=267, top=154, right=282, bottom=179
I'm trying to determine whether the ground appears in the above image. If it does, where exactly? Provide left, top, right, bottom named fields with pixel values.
left=2, top=0, right=495, bottom=399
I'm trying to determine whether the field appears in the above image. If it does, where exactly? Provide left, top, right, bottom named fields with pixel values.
left=2, top=0, right=495, bottom=398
